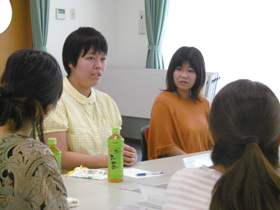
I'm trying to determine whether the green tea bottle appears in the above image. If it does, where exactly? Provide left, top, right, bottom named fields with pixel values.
left=108, top=127, right=124, bottom=182
left=48, top=138, right=61, bottom=173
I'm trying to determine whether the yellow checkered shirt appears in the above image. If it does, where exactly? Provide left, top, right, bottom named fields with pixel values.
left=44, top=77, right=122, bottom=157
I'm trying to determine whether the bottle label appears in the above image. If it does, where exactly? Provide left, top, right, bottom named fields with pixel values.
left=53, top=151, right=61, bottom=172
left=108, top=139, right=124, bottom=179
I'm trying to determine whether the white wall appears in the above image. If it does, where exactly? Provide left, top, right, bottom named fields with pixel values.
left=47, top=0, right=148, bottom=77
left=112, top=1, right=147, bottom=68
left=96, top=67, right=166, bottom=119
left=162, top=0, right=280, bottom=100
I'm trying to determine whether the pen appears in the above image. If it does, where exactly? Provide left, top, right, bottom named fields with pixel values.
left=136, top=172, right=163, bottom=176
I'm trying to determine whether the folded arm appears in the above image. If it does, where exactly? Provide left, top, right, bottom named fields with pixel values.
left=165, top=145, right=186, bottom=157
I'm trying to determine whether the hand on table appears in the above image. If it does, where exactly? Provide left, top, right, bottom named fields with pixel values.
left=123, top=144, right=138, bottom=166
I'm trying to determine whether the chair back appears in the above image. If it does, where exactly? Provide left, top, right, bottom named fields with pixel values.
left=140, top=125, right=149, bottom=161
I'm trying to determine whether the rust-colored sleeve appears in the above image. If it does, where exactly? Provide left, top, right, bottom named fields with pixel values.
left=148, top=100, right=177, bottom=160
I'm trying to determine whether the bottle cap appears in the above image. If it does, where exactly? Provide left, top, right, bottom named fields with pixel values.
left=112, top=127, right=121, bottom=133
left=48, top=138, right=57, bottom=145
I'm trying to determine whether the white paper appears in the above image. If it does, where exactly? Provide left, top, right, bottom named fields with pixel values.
left=183, top=153, right=213, bottom=168
left=111, top=204, right=149, bottom=210
left=124, top=168, right=163, bottom=179
left=138, top=184, right=166, bottom=208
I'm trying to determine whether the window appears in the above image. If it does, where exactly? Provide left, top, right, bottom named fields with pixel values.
left=162, top=0, right=280, bottom=98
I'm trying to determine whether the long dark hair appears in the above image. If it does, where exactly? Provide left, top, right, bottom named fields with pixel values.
left=0, top=49, right=63, bottom=143
left=165, top=46, right=206, bottom=102
left=209, top=79, right=280, bottom=209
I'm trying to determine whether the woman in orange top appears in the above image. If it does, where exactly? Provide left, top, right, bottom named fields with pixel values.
left=148, top=47, right=214, bottom=160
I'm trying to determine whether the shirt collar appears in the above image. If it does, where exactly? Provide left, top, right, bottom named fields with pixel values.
left=64, top=77, right=96, bottom=105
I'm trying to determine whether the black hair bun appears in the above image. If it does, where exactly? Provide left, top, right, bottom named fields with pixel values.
left=0, top=85, right=15, bottom=98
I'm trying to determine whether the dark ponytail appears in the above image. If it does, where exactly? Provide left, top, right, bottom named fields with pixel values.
left=0, top=49, right=63, bottom=143
left=209, top=79, right=280, bottom=209
left=210, top=142, right=280, bottom=210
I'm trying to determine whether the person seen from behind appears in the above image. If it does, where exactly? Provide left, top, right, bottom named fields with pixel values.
left=163, top=79, right=280, bottom=210
left=0, top=49, right=68, bottom=209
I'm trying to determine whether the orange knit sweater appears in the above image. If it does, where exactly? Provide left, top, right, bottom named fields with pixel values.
left=148, top=92, right=214, bottom=160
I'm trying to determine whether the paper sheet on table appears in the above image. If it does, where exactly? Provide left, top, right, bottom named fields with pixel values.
left=124, top=168, right=163, bottom=179
left=111, top=204, right=149, bottom=210
left=137, top=184, right=166, bottom=209
left=183, top=153, right=213, bottom=168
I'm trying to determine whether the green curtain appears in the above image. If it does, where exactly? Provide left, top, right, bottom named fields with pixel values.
left=145, top=0, right=169, bottom=69
left=30, top=0, right=50, bottom=51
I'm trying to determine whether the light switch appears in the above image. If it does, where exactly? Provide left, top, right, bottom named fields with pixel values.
left=139, top=11, right=146, bottom=34
left=70, top=9, right=75, bottom=20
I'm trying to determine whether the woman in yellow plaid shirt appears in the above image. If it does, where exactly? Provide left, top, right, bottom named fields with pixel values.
left=44, top=27, right=137, bottom=173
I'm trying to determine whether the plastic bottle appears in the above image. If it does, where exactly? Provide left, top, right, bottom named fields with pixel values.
left=108, top=127, right=124, bottom=182
left=48, top=138, right=61, bottom=173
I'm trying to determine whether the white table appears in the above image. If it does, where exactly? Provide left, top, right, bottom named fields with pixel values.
left=63, top=176, right=158, bottom=210
left=62, top=150, right=280, bottom=209
left=62, top=151, right=210, bottom=209
left=69, top=151, right=210, bottom=191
